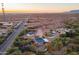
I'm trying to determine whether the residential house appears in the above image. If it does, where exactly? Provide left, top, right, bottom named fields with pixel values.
left=20, top=32, right=36, bottom=40
left=32, top=37, right=49, bottom=52
left=0, top=29, right=8, bottom=36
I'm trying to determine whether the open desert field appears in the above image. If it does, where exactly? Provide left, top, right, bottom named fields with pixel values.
left=0, top=13, right=79, bottom=32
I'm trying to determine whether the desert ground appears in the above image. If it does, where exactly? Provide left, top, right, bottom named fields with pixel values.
left=0, top=13, right=79, bottom=32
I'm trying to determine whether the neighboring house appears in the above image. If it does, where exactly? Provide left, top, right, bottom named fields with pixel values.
left=21, top=28, right=44, bottom=38
left=0, top=22, right=13, bottom=27
left=26, top=32, right=36, bottom=37
left=20, top=32, right=36, bottom=39
left=56, top=28, right=71, bottom=34
left=0, top=22, right=13, bottom=30
left=0, top=22, right=13, bottom=37
left=51, top=31, right=57, bottom=36
left=21, top=28, right=44, bottom=39
left=0, top=29, right=8, bottom=36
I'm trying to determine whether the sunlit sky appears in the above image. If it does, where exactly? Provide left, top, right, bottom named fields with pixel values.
left=0, top=3, right=79, bottom=13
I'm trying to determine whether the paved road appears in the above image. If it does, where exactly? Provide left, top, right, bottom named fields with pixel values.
left=0, top=21, right=25, bottom=55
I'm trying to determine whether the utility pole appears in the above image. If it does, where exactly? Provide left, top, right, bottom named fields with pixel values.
left=1, top=3, right=5, bottom=21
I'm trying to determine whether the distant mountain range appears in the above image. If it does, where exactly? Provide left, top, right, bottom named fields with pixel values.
left=65, top=10, right=79, bottom=14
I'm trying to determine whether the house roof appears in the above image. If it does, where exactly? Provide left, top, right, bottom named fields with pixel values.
left=43, top=38, right=49, bottom=42
left=27, top=32, right=35, bottom=35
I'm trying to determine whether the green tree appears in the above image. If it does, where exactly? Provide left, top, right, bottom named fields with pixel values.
left=0, top=36, right=4, bottom=44
left=63, top=18, right=79, bottom=54
left=19, top=29, right=29, bottom=36
left=60, top=37, right=70, bottom=46
left=52, top=38, right=63, bottom=50
left=6, top=47, right=20, bottom=54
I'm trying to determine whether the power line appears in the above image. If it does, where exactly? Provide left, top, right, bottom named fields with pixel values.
left=1, top=3, right=6, bottom=21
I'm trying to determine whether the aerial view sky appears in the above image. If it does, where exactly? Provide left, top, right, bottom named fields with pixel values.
left=0, top=3, right=79, bottom=13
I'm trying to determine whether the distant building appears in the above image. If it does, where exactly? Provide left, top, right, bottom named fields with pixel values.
left=0, top=22, right=13, bottom=26
left=0, top=22, right=13, bottom=28
left=0, top=22, right=13, bottom=37
left=0, top=29, right=8, bottom=36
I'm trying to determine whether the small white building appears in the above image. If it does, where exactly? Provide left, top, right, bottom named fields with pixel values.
left=0, top=22, right=13, bottom=36
left=0, top=22, right=13, bottom=27
left=55, top=28, right=73, bottom=35
left=0, top=29, right=8, bottom=36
